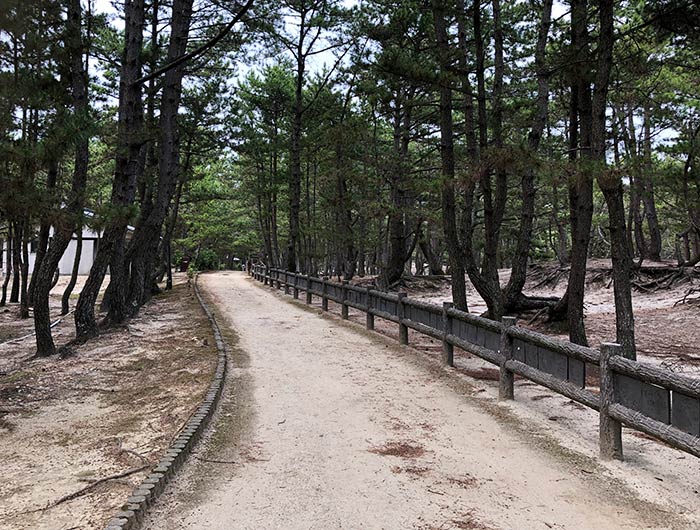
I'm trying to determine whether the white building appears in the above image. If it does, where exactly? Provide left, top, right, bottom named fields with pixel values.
left=1, top=225, right=98, bottom=276
left=0, top=211, right=134, bottom=276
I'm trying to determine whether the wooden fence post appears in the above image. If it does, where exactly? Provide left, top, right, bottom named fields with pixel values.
left=284, top=273, right=290, bottom=295
left=398, top=292, right=408, bottom=345
left=366, top=287, right=374, bottom=330
left=499, top=316, right=517, bottom=400
left=305, top=275, right=312, bottom=304
left=293, top=274, right=299, bottom=299
left=321, top=278, right=328, bottom=311
left=600, top=342, right=624, bottom=460
left=442, top=302, right=454, bottom=366
left=341, top=280, right=349, bottom=319
left=275, top=269, right=281, bottom=290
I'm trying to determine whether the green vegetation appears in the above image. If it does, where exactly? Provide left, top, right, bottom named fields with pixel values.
left=0, top=0, right=698, bottom=357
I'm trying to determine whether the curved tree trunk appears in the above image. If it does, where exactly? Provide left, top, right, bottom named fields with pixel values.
left=119, top=0, right=194, bottom=320
left=28, top=159, right=58, bottom=306
left=593, top=0, right=635, bottom=359
left=61, top=227, right=82, bottom=315
left=433, top=0, right=466, bottom=312
left=10, top=222, right=21, bottom=303
left=503, top=0, right=553, bottom=312
left=34, top=0, right=89, bottom=356
left=550, top=0, right=594, bottom=348
left=1, top=226, right=12, bottom=306
left=74, top=0, right=145, bottom=341
left=19, top=224, right=30, bottom=319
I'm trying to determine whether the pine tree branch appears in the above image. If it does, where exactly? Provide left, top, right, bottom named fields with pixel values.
left=134, top=0, right=254, bottom=86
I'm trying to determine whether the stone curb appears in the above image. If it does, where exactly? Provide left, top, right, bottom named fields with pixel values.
left=104, top=274, right=228, bottom=530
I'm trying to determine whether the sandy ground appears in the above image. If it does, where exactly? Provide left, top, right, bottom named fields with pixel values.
left=0, top=275, right=217, bottom=529
left=143, top=271, right=698, bottom=530
left=0, top=275, right=92, bottom=359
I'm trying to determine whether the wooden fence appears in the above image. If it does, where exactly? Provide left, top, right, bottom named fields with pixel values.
left=250, top=265, right=700, bottom=461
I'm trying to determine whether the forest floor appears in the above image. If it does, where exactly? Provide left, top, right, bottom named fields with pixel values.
left=0, top=274, right=218, bottom=530
left=142, top=271, right=700, bottom=530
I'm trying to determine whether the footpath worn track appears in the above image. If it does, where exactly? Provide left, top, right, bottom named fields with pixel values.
left=143, top=271, right=689, bottom=530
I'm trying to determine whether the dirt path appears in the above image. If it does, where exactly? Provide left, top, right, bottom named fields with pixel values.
left=143, top=271, right=690, bottom=530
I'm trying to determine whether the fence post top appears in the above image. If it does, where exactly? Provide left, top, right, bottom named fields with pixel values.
left=600, top=342, right=622, bottom=355
left=502, top=315, right=517, bottom=327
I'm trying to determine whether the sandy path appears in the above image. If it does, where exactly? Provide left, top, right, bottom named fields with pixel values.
left=143, top=271, right=684, bottom=530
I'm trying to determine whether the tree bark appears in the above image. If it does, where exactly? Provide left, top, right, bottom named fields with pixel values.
left=34, top=0, right=90, bottom=356
left=419, top=224, right=444, bottom=276
left=503, top=0, right=553, bottom=311
left=19, top=223, right=30, bottom=318
left=433, top=0, right=467, bottom=311
left=159, top=176, right=184, bottom=289
left=74, top=0, right=145, bottom=341
left=28, top=158, right=58, bottom=306
left=1, top=225, right=12, bottom=306
left=286, top=11, right=306, bottom=273
left=120, top=0, right=194, bottom=319
left=61, top=226, right=82, bottom=315
left=642, top=104, right=662, bottom=261
left=382, top=96, right=416, bottom=287
left=593, top=0, right=635, bottom=359
left=10, top=221, right=21, bottom=303
left=550, top=0, right=594, bottom=347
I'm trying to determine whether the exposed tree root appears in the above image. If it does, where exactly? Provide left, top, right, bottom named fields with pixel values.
left=675, top=288, right=700, bottom=307
left=18, top=464, right=150, bottom=515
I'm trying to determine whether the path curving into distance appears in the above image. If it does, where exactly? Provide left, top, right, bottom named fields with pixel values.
left=142, top=271, right=689, bottom=530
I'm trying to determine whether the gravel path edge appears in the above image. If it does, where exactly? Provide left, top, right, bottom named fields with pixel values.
left=103, top=274, right=228, bottom=530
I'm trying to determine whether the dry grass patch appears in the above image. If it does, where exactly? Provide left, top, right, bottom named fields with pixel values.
left=369, top=440, right=426, bottom=458
left=0, top=275, right=217, bottom=530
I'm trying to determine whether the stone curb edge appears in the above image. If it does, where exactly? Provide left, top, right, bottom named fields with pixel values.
left=103, top=274, right=228, bottom=530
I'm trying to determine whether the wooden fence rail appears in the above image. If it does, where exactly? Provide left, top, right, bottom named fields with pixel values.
left=250, top=265, right=700, bottom=462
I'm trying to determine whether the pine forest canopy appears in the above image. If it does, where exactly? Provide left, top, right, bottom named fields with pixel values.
left=0, top=0, right=698, bottom=359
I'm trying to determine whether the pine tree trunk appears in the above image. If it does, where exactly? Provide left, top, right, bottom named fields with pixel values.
left=419, top=228, right=444, bottom=276
left=382, top=103, right=413, bottom=287
left=594, top=0, right=635, bottom=358
left=61, top=227, right=82, bottom=315
left=121, top=0, right=194, bottom=318
left=158, top=177, right=183, bottom=287
left=503, top=0, right=553, bottom=311
left=19, top=225, right=30, bottom=319
left=10, top=222, right=21, bottom=303
left=433, top=0, right=467, bottom=310
left=34, top=0, right=89, bottom=356
left=28, top=159, right=57, bottom=306
left=551, top=0, right=594, bottom=347
left=1, top=226, right=12, bottom=306
left=642, top=105, right=662, bottom=260
left=287, top=40, right=304, bottom=273
left=74, top=0, right=145, bottom=341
